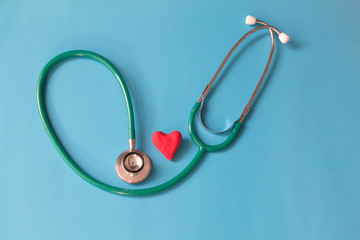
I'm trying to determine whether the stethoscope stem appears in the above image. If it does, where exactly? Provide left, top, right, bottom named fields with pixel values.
left=129, top=139, right=135, bottom=151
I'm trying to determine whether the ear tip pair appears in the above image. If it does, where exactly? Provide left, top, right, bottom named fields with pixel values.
left=245, top=15, right=290, bottom=44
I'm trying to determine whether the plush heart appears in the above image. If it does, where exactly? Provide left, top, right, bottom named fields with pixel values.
left=152, top=131, right=182, bottom=160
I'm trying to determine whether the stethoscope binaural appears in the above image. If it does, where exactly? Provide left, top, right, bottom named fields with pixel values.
left=37, top=16, right=290, bottom=196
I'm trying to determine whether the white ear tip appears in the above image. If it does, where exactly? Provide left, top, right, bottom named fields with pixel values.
left=279, top=32, right=290, bottom=44
left=245, top=15, right=256, bottom=25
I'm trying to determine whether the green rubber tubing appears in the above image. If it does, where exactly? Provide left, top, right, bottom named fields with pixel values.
left=37, top=50, right=242, bottom=196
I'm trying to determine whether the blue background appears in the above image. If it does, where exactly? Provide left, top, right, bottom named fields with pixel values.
left=1, top=0, right=359, bottom=239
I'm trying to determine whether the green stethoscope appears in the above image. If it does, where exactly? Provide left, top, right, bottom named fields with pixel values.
left=37, top=16, right=289, bottom=196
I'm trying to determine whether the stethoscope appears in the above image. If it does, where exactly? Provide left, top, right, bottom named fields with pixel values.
left=37, top=16, right=290, bottom=196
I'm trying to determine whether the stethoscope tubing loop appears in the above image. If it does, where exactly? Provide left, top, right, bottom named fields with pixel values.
left=37, top=50, right=207, bottom=196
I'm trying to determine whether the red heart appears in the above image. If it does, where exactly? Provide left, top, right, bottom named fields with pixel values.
left=152, top=131, right=182, bottom=160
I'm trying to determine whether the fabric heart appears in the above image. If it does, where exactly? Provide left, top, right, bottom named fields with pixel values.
left=152, top=131, right=182, bottom=160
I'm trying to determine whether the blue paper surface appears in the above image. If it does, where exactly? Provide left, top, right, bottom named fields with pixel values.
left=1, top=0, right=360, bottom=239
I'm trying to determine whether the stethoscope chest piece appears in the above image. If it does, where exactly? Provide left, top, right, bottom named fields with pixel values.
left=115, top=149, right=152, bottom=184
